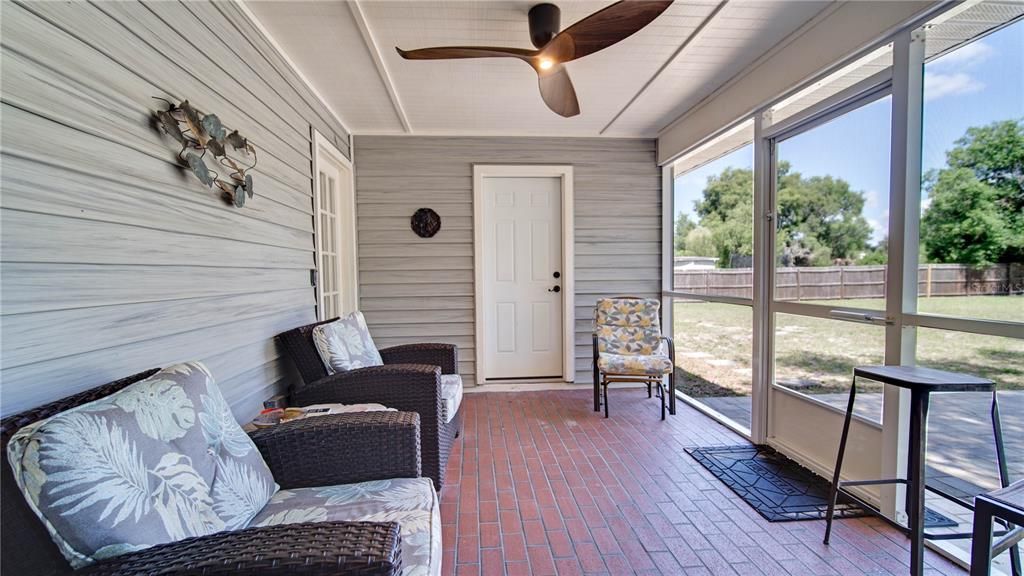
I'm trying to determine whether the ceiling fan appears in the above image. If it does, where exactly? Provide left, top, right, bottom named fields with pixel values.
left=395, top=1, right=674, bottom=118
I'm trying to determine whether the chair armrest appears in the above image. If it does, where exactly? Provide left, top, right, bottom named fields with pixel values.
left=249, top=411, right=421, bottom=489
left=292, top=365, right=443, bottom=428
left=380, top=343, right=458, bottom=374
left=661, top=335, right=675, bottom=363
left=80, top=521, right=402, bottom=576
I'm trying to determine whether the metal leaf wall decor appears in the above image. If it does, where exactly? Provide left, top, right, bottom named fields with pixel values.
left=154, top=97, right=258, bottom=207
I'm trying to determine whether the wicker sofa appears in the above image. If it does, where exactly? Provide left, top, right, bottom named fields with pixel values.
left=1, top=366, right=437, bottom=576
left=279, top=318, right=463, bottom=490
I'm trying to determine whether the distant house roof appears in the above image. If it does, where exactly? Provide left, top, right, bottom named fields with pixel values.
left=674, top=256, right=719, bottom=270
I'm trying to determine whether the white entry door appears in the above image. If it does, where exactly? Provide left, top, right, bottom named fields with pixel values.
left=481, top=176, right=563, bottom=379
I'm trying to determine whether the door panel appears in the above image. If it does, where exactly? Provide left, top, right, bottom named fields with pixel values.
left=483, top=176, right=563, bottom=379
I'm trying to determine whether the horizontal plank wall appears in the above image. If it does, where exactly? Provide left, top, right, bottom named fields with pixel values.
left=0, top=0, right=349, bottom=420
left=353, top=136, right=661, bottom=385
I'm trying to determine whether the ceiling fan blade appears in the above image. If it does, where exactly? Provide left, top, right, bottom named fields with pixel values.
left=396, top=46, right=537, bottom=61
left=541, top=0, right=673, bottom=63
left=537, top=63, right=580, bottom=118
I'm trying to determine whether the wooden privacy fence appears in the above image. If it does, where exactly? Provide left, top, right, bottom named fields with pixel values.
left=673, top=263, right=1024, bottom=301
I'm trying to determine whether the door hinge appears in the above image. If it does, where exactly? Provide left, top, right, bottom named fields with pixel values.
left=310, top=269, right=318, bottom=287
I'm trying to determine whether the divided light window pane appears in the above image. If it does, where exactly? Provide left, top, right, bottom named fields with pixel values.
left=919, top=9, right=1024, bottom=323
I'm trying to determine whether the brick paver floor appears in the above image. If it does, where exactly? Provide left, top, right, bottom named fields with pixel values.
left=440, top=388, right=968, bottom=575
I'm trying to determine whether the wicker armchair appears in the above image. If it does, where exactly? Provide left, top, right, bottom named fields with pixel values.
left=1, top=369, right=422, bottom=576
left=279, top=318, right=463, bottom=490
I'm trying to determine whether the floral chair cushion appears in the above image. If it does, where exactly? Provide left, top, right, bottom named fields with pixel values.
left=594, top=297, right=663, bottom=355
left=6, top=362, right=278, bottom=568
left=250, top=477, right=441, bottom=576
left=597, top=351, right=674, bottom=376
left=312, top=312, right=384, bottom=374
left=439, top=375, right=463, bottom=424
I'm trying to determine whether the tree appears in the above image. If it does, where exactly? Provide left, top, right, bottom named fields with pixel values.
left=683, top=226, right=716, bottom=258
left=776, top=162, right=873, bottom=262
left=689, top=162, right=873, bottom=267
left=674, top=212, right=696, bottom=255
left=922, top=119, right=1024, bottom=264
left=922, top=168, right=1009, bottom=265
left=695, top=168, right=755, bottom=264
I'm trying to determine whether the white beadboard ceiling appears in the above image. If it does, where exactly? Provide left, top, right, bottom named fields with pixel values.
left=245, top=0, right=832, bottom=137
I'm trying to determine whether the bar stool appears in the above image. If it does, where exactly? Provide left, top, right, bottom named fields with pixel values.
left=822, top=365, right=1012, bottom=576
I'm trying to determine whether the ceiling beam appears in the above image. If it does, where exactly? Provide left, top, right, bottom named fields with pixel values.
left=348, top=0, right=412, bottom=133
left=599, top=0, right=729, bottom=135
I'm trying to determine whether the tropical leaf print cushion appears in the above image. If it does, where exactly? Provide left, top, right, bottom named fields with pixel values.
left=312, top=312, right=384, bottom=374
left=252, top=477, right=441, bottom=576
left=6, top=362, right=278, bottom=568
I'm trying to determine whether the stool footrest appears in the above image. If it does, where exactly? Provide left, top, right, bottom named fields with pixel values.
left=993, top=526, right=1024, bottom=557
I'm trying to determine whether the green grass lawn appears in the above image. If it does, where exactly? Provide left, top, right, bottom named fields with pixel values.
left=673, top=295, right=1023, bottom=397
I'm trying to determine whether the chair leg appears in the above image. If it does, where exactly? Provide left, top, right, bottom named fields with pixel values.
left=971, top=498, right=995, bottom=576
left=603, top=381, right=609, bottom=418
left=660, top=382, right=666, bottom=421
left=668, top=370, right=676, bottom=416
left=647, top=380, right=652, bottom=398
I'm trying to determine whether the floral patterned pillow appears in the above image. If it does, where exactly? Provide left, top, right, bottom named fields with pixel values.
left=312, top=312, right=384, bottom=374
left=6, top=362, right=278, bottom=568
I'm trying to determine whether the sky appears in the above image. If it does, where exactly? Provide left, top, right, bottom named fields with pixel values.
left=674, top=18, right=1024, bottom=246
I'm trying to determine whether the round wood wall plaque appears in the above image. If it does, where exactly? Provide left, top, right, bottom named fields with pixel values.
left=411, top=208, right=441, bottom=238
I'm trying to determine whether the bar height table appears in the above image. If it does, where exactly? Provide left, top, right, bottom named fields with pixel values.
left=822, top=365, right=1012, bottom=576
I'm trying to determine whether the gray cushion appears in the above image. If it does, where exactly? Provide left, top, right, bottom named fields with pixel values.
left=6, top=362, right=278, bottom=568
left=250, top=478, right=440, bottom=576
left=439, top=375, right=463, bottom=424
left=312, top=312, right=384, bottom=374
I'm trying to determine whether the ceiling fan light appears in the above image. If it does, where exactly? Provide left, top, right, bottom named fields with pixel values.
left=539, top=58, right=554, bottom=70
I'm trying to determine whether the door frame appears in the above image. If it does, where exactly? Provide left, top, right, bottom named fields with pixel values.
left=312, top=130, right=359, bottom=319
left=473, top=164, right=575, bottom=384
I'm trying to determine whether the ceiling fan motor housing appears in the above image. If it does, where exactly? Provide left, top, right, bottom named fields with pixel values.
left=528, top=3, right=561, bottom=48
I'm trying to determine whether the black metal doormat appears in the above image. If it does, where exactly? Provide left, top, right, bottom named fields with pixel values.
left=686, top=445, right=958, bottom=527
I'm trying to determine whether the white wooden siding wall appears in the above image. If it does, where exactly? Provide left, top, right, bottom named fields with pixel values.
left=0, top=1, right=349, bottom=420
left=353, top=136, right=661, bottom=385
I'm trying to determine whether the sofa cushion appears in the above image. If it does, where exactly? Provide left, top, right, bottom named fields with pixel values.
left=312, top=312, right=384, bottom=374
left=251, top=477, right=440, bottom=576
left=439, top=375, right=463, bottom=424
left=6, top=362, right=277, bottom=568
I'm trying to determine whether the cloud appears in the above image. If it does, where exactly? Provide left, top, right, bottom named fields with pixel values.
left=932, top=41, right=994, bottom=69
left=867, top=209, right=890, bottom=243
left=924, top=72, right=984, bottom=101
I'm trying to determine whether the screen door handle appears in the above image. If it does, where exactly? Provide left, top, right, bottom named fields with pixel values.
left=829, top=310, right=890, bottom=325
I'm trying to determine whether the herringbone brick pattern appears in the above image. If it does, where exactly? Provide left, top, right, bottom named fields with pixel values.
left=440, top=388, right=966, bottom=575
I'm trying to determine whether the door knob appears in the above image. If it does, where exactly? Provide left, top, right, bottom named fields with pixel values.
left=553, top=271, right=561, bottom=279
left=548, top=286, right=561, bottom=293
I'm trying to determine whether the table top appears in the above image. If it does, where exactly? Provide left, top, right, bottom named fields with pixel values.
left=853, top=365, right=995, bottom=391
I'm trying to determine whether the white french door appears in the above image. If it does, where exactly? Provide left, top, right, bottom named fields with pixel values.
left=313, top=131, right=357, bottom=320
